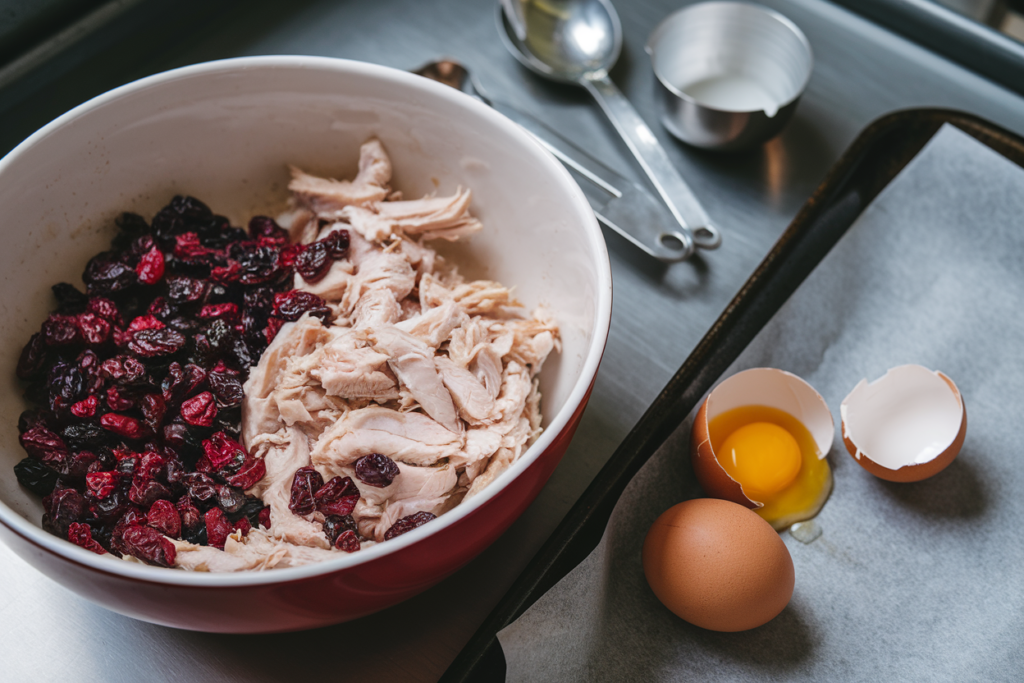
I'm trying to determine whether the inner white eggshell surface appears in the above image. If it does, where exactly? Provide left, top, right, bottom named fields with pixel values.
left=841, top=365, right=963, bottom=469
left=707, top=368, right=834, bottom=457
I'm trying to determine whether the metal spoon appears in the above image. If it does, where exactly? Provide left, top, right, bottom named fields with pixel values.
left=414, top=59, right=697, bottom=261
left=498, top=0, right=721, bottom=250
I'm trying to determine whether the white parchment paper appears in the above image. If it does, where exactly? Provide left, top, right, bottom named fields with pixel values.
left=497, top=125, right=1024, bottom=682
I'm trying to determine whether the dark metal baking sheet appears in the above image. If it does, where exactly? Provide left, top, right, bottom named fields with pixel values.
left=438, top=108, right=1024, bottom=683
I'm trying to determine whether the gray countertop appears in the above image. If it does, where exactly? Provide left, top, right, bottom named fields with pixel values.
left=2, top=1, right=1023, bottom=681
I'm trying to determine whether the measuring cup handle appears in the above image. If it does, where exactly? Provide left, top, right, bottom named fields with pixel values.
left=582, top=73, right=721, bottom=250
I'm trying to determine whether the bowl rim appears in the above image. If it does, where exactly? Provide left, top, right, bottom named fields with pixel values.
left=0, top=55, right=612, bottom=586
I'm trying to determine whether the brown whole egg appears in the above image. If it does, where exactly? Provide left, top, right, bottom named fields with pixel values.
left=642, top=498, right=795, bottom=632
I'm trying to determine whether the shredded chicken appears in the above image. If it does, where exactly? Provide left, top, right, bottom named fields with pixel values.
left=172, top=138, right=559, bottom=571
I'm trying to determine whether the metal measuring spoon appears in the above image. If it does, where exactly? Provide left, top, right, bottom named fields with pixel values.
left=414, top=59, right=697, bottom=262
left=498, top=0, right=721, bottom=250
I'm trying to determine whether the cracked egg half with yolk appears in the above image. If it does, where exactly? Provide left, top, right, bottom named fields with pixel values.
left=691, top=368, right=835, bottom=530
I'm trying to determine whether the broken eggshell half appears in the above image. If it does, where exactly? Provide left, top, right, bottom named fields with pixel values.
left=841, top=365, right=966, bottom=482
left=690, top=368, right=834, bottom=519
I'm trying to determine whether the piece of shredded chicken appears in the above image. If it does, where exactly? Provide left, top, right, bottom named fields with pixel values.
left=171, top=138, right=558, bottom=571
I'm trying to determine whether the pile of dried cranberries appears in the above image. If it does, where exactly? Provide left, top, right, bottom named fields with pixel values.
left=13, top=196, right=346, bottom=567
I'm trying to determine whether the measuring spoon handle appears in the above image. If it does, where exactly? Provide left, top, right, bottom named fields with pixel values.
left=582, top=73, right=721, bottom=249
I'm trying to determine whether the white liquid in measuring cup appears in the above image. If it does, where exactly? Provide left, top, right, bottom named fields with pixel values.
left=681, top=74, right=779, bottom=117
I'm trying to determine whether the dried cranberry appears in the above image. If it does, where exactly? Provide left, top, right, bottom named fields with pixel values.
left=135, top=451, right=167, bottom=482
left=71, top=395, right=99, bottom=418
left=129, top=327, right=186, bottom=357
left=76, top=347, right=102, bottom=375
left=384, top=511, right=436, bottom=540
left=295, top=241, right=332, bottom=282
left=47, top=361, right=86, bottom=411
left=258, top=506, right=272, bottom=529
left=60, top=421, right=109, bottom=450
left=120, top=525, right=176, bottom=567
left=195, top=430, right=240, bottom=471
left=216, top=484, right=246, bottom=513
left=147, top=499, right=181, bottom=538
left=229, top=336, right=258, bottom=370
left=166, top=276, right=207, bottom=304
left=323, top=228, right=350, bottom=259
left=87, top=297, right=124, bottom=327
left=314, top=476, right=360, bottom=517
left=264, top=317, right=285, bottom=345
left=163, top=455, right=186, bottom=488
left=89, top=484, right=130, bottom=525
left=243, top=286, right=275, bottom=315
left=61, top=450, right=98, bottom=479
left=90, top=449, right=117, bottom=472
left=335, top=530, right=360, bottom=552
left=160, top=362, right=184, bottom=404
left=135, top=245, right=165, bottom=285
left=147, top=296, right=174, bottom=321
left=75, top=313, right=112, bottom=346
left=204, top=508, right=234, bottom=549
left=196, top=215, right=237, bottom=246
left=181, top=472, right=218, bottom=508
left=127, top=315, right=165, bottom=334
left=116, top=212, right=150, bottom=239
left=100, top=413, right=148, bottom=440
left=83, top=252, right=137, bottom=295
left=67, top=522, right=107, bottom=555
left=41, top=314, right=79, bottom=347
left=192, top=319, right=234, bottom=365
left=106, top=385, right=135, bottom=412
left=226, top=455, right=265, bottom=490
left=152, top=195, right=212, bottom=237
left=139, top=393, right=166, bottom=433
left=52, top=282, right=89, bottom=313
left=18, top=409, right=49, bottom=434
left=163, top=423, right=204, bottom=464
left=181, top=392, right=217, bottom=427
left=116, top=457, right=138, bottom=477
left=176, top=497, right=203, bottom=532
left=13, top=457, right=58, bottom=496
left=233, top=516, right=252, bottom=536
left=86, top=471, right=122, bottom=499
left=197, top=432, right=248, bottom=475
left=19, top=425, right=69, bottom=469
left=249, top=216, right=287, bottom=241
left=173, top=232, right=219, bottom=260
left=100, top=355, right=147, bottom=385
left=278, top=244, right=302, bottom=269
left=42, top=487, right=86, bottom=538
left=16, top=333, right=48, bottom=379
left=273, top=290, right=330, bottom=322
left=197, top=303, right=239, bottom=321
left=354, top=453, right=400, bottom=488
left=322, top=513, right=358, bottom=547
left=288, top=466, right=324, bottom=516
left=129, top=478, right=171, bottom=507
left=235, top=244, right=281, bottom=285
left=210, top=261, right=241, bottom=284
left=208, top=366, right=243, bottom=408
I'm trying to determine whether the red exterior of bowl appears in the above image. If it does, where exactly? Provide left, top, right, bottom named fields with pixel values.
left=0, top=383, right=592, bottom=633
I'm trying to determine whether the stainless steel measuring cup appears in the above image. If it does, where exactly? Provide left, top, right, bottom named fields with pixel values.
left=646, top=1, right=813, bottom=151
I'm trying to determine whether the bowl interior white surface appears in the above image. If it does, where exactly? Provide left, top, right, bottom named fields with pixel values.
left=0, top=57, right=609, bottom=584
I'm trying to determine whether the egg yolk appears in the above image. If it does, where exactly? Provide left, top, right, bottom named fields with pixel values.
left=719, top=422, right=801, bottom=500
left=708, top=405, right=832, bottom=529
